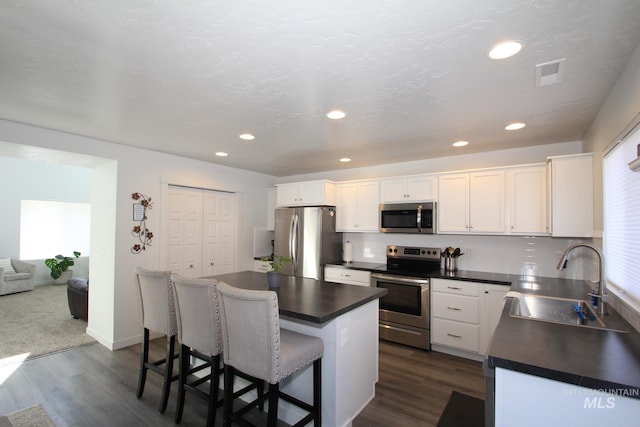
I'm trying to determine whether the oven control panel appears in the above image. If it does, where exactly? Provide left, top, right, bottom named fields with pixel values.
left=386, top=245, right=441, bottom=260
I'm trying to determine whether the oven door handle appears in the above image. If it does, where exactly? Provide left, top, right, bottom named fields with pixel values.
left=371, top=273, right=430, bottom=285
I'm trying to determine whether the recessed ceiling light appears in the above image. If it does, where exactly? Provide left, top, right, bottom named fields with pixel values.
left=215, top=152, right=228, bottom=157
left=239, top=133, right=255, bottom=141
left=505, top=122, right=526, bottom=131
left=489, top=40, right=522, bottom=60
left=339, top=157, right=351, bottom=163
left=453, top=141, right=469, bottom=147
left=327, top=110, right=346, bottom=120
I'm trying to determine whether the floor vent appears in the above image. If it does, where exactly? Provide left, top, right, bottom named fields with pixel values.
left=535, top=58, right=566, bottom=87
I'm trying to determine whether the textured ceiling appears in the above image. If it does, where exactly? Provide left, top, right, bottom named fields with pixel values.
left=1, top=1, right=640, bottom=176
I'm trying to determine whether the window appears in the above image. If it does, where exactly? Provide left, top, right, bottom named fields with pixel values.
left=603, top=124, right=640, bottom=312
left=19, top=200, right=91, bottom=260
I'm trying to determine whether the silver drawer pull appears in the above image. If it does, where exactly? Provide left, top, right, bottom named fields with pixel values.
left=447, top=286, right=462, bottom=290
left=447, top=333, right=462, bottom=338
left=447, top=306, right=462, bottom=311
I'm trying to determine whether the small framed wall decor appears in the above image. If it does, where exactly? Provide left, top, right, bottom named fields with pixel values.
left=131, top=192, right=154, bottom=254
left=133, top=203, right=145, bottom=221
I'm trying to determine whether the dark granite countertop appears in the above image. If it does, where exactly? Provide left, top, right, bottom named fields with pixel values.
left=204, top=270, right=386, bottom=324
left=328, top=262, right=640, bottom=395
left=487, top=278, right=640, bottom=397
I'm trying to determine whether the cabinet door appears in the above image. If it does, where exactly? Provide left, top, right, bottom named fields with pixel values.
left=297, top=181, right=325, bottom=205
left=336, top=183, right=357, bottom=231
left=479, top=284, right=508, bottom=355
left=548, top=154, right=594, bottom=237
left=379, top=178, right=408, bottom=202
left=407, top=175, right=436, bottom=201
left=276, top=183, right=300, bottom=206
left=356, top=181, right=380, bottom=231
left=509, top=166, right=547, bottom=234
left=380, top=176, right=436, bottom=202
left=469, top=170, right=505, bottom=233
left=437, top=174, right=470, bottom=233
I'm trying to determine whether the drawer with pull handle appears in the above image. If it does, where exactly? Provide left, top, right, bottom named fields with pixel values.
left=324, top=266, right=371, bottom=286
left=431, top=278, right=479, bottom=296
left=431, top=318, right=479, bottom=352
left=432, top=292, right=479, bottom=323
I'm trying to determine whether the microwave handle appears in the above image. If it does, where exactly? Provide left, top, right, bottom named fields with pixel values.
left=417, top=204, right=422, bottom=233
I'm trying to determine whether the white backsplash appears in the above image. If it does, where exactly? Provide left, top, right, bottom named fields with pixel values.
left=344, top=232, right=597, bottom=281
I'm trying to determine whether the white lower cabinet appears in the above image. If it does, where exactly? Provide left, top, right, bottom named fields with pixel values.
left=431, top=278, right=508, bottom=360
left=479, top=284, right=509, bottom=354
left=431, top=318, right=480, bottom=353
left=324, top=266, right=371, bottom=286
left=253, top=260, right=271, bottom=273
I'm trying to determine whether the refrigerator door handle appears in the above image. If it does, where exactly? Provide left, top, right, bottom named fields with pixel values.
left=290, top=214, right=299, bottom=267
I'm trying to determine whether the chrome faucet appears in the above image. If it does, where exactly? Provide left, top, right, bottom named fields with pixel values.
left=556, top=243, right=608, bottom=315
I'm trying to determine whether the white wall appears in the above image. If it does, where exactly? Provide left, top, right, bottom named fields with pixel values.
left=0, top=119, right=277, bottom=350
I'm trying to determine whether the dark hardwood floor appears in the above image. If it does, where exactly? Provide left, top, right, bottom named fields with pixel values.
left=353, top=342, right=485, bottom=427
left=0, top=338, right=484, bottom=426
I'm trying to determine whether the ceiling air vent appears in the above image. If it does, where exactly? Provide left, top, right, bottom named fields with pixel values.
left=535, top=58, right=566, bottom=87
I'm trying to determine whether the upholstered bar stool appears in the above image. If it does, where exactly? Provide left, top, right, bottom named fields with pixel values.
left=171, top=274, right=223, bottom=426
left=216, top=282, right=323, bottom=427
left=135, top=267, right=179, bottom=413
left=171, top=274, right=264, bottom=426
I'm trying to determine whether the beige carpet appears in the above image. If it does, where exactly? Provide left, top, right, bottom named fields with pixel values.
left=0, top=285, right=96, bottom=359
left=1, top=404, right=56, bottom=427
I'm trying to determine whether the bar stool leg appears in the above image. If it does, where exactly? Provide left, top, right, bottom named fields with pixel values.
left=159, top=335, right=176, bottom=413
left=207, top=354, right=221, bottom=427
left=175, top=344, right=189, bottom=423
left=314, top=358, right=322, bottom=426
left=223, top=365, right=234, bottom=427
left=136, top=328, right=150, bottom=398
left=267, top=383, right=279, bottom=427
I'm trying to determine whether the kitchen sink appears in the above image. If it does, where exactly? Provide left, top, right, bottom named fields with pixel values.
left=509, top=294, right=631, bottom=333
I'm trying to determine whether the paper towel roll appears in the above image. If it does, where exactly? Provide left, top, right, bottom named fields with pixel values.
left=343, top=241, right=353, bottom=263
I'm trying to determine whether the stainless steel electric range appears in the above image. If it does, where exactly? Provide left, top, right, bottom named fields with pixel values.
left=371, top=245, right=441, bottom=350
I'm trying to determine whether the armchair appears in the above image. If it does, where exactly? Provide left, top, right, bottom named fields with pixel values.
left=0, top=258, right=36, bottom=296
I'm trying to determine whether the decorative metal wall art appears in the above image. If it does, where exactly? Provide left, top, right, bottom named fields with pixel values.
left=131, top=192, right=153, bottom=254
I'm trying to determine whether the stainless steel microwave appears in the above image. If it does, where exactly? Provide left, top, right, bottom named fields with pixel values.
left=379, top=202, right=436, bottom=234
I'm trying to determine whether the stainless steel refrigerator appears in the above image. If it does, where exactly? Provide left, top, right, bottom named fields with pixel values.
left=274, top=206, right=343, bottom=280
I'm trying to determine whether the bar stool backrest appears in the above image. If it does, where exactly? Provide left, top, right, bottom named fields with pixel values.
left=216, top=282, right=281, bottom=384
left=170, top=274, right=222, bottom=357
left=135, top=267, right=177, bottom=337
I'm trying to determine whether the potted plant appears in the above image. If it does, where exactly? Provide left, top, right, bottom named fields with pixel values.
left=45, top=251, right=81, bottom=283
left=261, top=255, right=292, bottom=287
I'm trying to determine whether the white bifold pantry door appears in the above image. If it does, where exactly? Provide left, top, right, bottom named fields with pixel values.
left=166, top=185, right=236, bottom=278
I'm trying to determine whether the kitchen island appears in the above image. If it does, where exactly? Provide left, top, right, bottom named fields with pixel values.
left=205, top=271, right=387, bottom=427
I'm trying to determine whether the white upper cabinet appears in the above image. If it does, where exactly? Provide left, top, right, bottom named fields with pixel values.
left=547, top=153, right=593, bottom=237
left=438, top=170, right=505, bottom=234
left=380, top=175, right=437, bottom=203
left=336, top=180, right=380, bottom=232
left=437, top=173, right=470, bottom=233
left=276, top=180, right=336, bottom=207
left=507, top=165, right=547, bottom=235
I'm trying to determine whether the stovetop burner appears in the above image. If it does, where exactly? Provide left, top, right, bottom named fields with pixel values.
left=384, top=245, right=441, bottom=278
